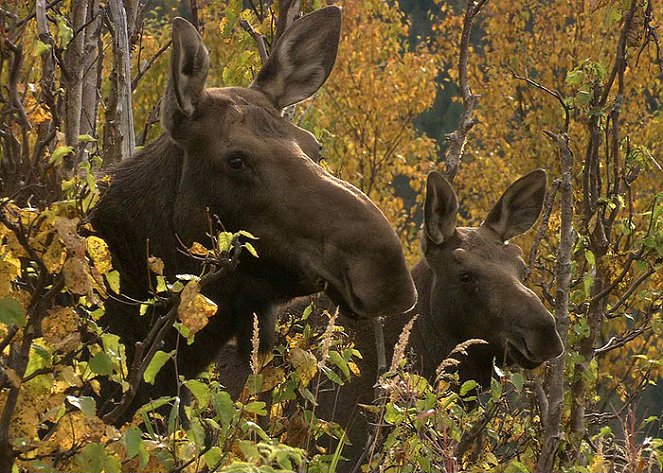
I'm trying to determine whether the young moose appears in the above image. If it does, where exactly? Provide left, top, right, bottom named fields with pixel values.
left=92, top=8, right=416, bottom=419
left=311, top=169, right=565, bottom=465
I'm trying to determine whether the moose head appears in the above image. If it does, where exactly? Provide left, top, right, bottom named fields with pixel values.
left=418, top=169, right=564, bottom=384
left=154, top=8, right=417, bottom=318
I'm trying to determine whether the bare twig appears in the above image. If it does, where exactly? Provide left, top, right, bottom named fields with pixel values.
left=526, top=178, right=560, bottom=280
left=444, top=0, right=488, bottom=182
left=132, top=39, right=171, bottom=91
left=239, top=19, right=268, bottom=65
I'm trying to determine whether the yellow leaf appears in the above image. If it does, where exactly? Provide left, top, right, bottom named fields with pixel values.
left=148, top=256, right=165, bottom=275
left=42, top=237, right=66, bottom=273
left=259, top=366, right=286, bottom=392
left=177, top=281, right=217, bottom=336
left=189, top=241, right=209, bottom=257
left=42, top=306, right=80, bottom=353
left=0, top=258, right=21, bottom=296
left=86, top=236, right=112, bottom=274
left=289, top=347, right=318, bottom=387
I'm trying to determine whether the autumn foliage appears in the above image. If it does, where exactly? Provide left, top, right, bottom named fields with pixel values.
left=1, top=0, right=662, bottom=472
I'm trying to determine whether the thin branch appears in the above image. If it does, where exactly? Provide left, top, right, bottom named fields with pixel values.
left=443, top=0, right=488, bottom=182
left=526, top=179, right=560, bottom=280
left=239, top=19, right=268, bottom=65
left=511, top=70, right=570, bottom=132
left=132, top=39, right=171, bottom=91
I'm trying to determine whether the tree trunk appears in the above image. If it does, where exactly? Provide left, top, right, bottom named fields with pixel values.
left=63, top=0, right=87, bottom=170
left=80, top=0, right=102, bottom=142
left=537, top=133, right=574, bottom=472
left=103, top=0, right=136, bottom=164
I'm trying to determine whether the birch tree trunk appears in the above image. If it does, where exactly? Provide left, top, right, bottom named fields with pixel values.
left=103, top=0, right=136, bottom=164
left=80, top=0, right=101, bottom=141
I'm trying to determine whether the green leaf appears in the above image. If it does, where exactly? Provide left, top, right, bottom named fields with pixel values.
left=0, top=297, right=26, bottom=327
left=460, top=380, right=478, bottom=397
left=205, top=447, right=223, bottom=469
left=212, top=391, right=236, bottom=428
left=510, top=372, right=525, bottom=393
left=136, top=395, right=176, bottom=415
left=187, top=418, right=206, bottom=448
left=321, top=365, right=344, bottom=386
left=155, top=275, right=167, bottom=293
left=143, top=350, right=173, bottom=384
left=49, top=145, right=74, bottom=165
left=243, top=401, right=267, bottom=415
left=89, top=351, right=113, bottom=376
left=75, top=443, right=121, bottom=473
left=56, top=15, right=73, bottom=49
left=243, top=242, right=259, bottom=258
left=77, top=134, right=97, bottom=143
left=491, top=377, right=503, bottom=401
left=34, top=40, right=51, bottom=57
left=217, top=232, right=233, bottom=252
left=105, top=270, right=121, bottom=293
left=505, top=459, right=530, bottom=473
left=329, top=350, right=350, bottom=380
left=66, top=395, right=96, bottom=417
left=237, top=230, right=258, bottom=240
left=302, top=303, right=313, bottom=320
left=184, top=379, right=210, bottom=408
left=123, top=426, right=143, bottom=460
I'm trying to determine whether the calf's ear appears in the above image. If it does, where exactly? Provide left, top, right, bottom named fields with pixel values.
left=424, top=171, right=459, bottom=246
left=483, top=169, right=547, bottom=241
left=161, top=17, right=210, bottom=135
left=251, top=6, right=342, bottom=109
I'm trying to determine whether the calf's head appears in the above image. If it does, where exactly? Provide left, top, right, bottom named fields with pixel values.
left=160, top=10, right=416, bottom=317
left=422, top=170, right=563, bottom=369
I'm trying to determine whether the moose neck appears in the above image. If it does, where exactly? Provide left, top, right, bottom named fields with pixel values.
left=93, top=134, right=185, bottom=294
left=94, top=134, right=303, bottom=383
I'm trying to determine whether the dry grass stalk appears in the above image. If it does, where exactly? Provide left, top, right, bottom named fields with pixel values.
left=435, top=338, right=488, bottom=378
left=318, top=307, right=339, bottom=370
left=389, top=315, right=418, bottom=372
left=250, top=313, right=260, bottom=374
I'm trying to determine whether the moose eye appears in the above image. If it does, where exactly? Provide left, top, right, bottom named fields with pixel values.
left=227, top=153, right=246, bottom=171
left=459, top=272, right=474, bottom=284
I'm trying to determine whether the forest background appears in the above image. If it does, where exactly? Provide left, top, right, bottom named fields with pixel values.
left=0, top=0, right=662, bottom=471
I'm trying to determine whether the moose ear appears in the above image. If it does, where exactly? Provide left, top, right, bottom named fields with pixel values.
left=161, top=17, right=210, bottom=134
left=251, top=6, right=341, bottom=109
left=424, top=172, right=459, bottom=245
left=483, top=169, right=547, bottom=241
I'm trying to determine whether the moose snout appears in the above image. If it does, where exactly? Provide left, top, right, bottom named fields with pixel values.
left=519, top=307, right=564, bottom=363
left=321, top=235, right=417, bottom=318
left=344, top=250, right=418, bottom=317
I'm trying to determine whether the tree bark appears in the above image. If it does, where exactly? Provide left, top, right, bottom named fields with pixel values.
left=537, top=132, right=574, bottom=472
left=80, top=0, right=101, bottom=140
left=104, top=0, right=136, bottom=164
left=63, top=0, right=87, bottom=169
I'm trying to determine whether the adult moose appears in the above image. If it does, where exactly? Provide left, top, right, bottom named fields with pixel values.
left=92, top=8, right=417, bottom=420
left=310, top=169, right=565, bottom=466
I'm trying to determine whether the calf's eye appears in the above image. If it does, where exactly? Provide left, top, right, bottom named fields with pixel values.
left=459, top=272, right=474, bottom=284
left=227, top=154, right=246, bottom=170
